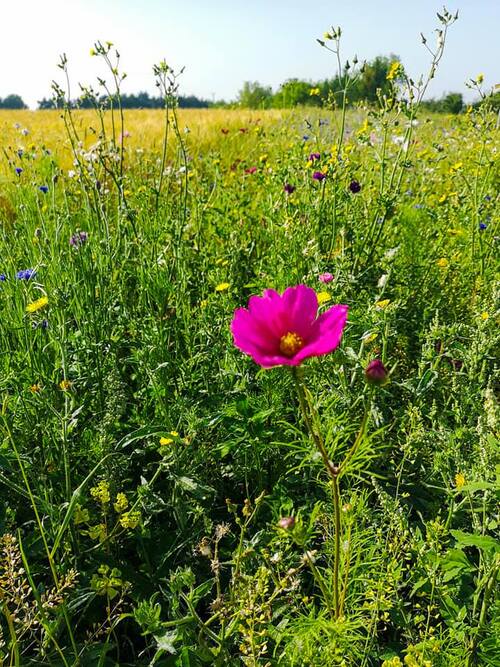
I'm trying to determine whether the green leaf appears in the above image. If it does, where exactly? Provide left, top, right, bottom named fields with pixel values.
left=450, top=530, right=500, bottom=552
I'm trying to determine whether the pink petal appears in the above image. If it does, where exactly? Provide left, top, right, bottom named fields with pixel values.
left=293, top=304, right=348, bottom=363
left=280, top=285, right=318, bottom=339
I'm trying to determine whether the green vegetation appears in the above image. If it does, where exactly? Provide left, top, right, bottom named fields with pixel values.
left=0, top=12, right=499, bottom=666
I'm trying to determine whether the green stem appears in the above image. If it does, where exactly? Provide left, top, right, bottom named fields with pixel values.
left=291, top=368, right=342, bottom=619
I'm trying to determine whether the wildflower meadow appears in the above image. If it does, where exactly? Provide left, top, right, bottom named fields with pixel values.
left=0, top=9, right=499, bottom=667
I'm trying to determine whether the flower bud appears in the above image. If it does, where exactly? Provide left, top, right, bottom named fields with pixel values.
left=277, top=516, right=295, bottom=530
left=365, top=359, right=388, bottom=385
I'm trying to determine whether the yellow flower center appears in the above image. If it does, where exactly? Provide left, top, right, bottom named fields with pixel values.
left=279, top=331, right=304, bottom=357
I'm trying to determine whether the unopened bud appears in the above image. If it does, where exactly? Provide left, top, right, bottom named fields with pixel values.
left=277, top=516, right=295, bottom=530
left=365, top=359, right=388, bottom=385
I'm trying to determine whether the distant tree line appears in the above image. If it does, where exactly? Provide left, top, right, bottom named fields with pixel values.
left=2, top=56, right=497, bottom=113
left=0, top=94, right=28, bottom=109
left=36, top=91, right=213, bottom=110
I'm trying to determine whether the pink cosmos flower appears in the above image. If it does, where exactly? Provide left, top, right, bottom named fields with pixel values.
left=319, top=272, right=334, bottom=284
left=231, top=284, right=348, bottom=368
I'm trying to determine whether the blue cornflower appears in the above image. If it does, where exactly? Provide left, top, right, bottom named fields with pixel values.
left=16, top=268, right=36, bottom=280
left=302, top=135, right=310, bottom=141
left=479, top=222, right=487, bottom=231
left=15, top=167, right=23, bottom=176
left=41, top=319, right=49, bottom=329
left=39, top=185, right=49, bottom=194
left=0, top=274, right=6, bottom=281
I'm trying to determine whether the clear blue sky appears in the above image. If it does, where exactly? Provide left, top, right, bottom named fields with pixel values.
left=1, top=0, right=498, bottom=107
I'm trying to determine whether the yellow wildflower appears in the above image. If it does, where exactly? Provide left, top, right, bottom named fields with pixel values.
left=375, top=299, right=391, bottom=310
left=114, top=493, right=128, bottom=513
left=309, top=87, right=320, bottom=96
left=159, top=431, right=179, bottom=446
left=480, top=311, right=489, bottom=321
left=476, top=73, right=484, bottom=84
left=119, top=511, right=141, bottom=529
left=26, top=296, right=48, bottom=313
left=90, top=480, right=110, bottom=504
left=437, top=258, right=449, bottom=269
left=317, top=291, right=331, bottom=305
left=59, top=379, right=72, bottom=391
left=215, top=282, right=230, bottom=292
left=387, top=61, right=402, bottom=81
left=30, top=384, right=41, bottom=393
left=454, top=473, right=466, bottom=489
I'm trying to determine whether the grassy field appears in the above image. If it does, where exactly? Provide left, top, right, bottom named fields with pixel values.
left=0, top=100, right=498, bottom=667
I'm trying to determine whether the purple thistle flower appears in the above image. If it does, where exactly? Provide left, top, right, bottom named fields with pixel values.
left=349, top=179, right=361, bottom=193
left=309, top=152, right=321, bottom=162
left=70, top=231, right=89, bottom=247
left=312, top=171, right=326, bottom=182
left=39, top=185, right=49, bottom=194
left=284, top=183, right=295, bottom=195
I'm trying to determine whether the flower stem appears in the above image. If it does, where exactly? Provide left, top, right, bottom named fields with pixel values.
left=291, top=367, right=342, bottom=619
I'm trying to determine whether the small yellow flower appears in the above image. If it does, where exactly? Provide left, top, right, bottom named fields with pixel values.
left=437, top=258, right=449, bottom=269
left=454, top=473, right=466, bottom=489
left=26, top=296, right=48, bottom=313
left=119, top=511, right=141, bottom=529
left=159, top=431, right=179, bottom=446
left=480, top=311, right=489, bottom=320
left=30, top=383, right=41, bottom=393
left=438, top=193, right=447, bottom=203
left=59, top=379, right=72, bottom=391
left=114, top=493, right=128, bottom=513
left=200, top=299, right=208, bottom=308
left=259, top=154, right=268, bottom=163
left=450, top=161, right=462, bottom=172
left=387, top=61, right=402, bottom=81
left=215, top=282, right=230, bottom=292
left=309, top=87, right=320, bottom=96
left=317, top=291, right=331, bottom=305
left=90, top=480, right=110, bottom=504
left=375, top=299, right=390, bottom=310
left=476, top=73, right=484, bottom=84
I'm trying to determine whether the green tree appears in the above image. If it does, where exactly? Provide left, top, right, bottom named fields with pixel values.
left=238, top=81, right=273, bottom=109
left=0, top=94, right=28, bottom=109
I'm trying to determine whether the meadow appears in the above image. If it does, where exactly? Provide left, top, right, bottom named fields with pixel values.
left=0, top=43, right=499, bottom=666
